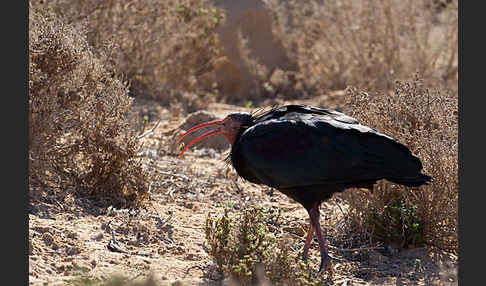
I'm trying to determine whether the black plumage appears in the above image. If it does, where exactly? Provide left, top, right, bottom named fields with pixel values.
left=177, top=104, right=432, bottom=273
left=230, top=105, right=430, bottom=209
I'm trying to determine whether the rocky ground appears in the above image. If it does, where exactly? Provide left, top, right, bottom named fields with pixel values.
left=28, top=96, right=458, bottom=285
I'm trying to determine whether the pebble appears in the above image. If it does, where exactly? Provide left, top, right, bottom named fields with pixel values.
left=91, top=232, right=104, bottom=241
left=185, top=253, right=198, bottom=261
left=42, top=232, right=54, bottom=246
left=67, top=231, right=78, bottom=240
left=282, top=225, right=306, bottom=236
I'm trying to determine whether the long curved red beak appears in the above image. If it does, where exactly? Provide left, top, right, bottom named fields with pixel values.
left=176, top=120, right=224, bottom=158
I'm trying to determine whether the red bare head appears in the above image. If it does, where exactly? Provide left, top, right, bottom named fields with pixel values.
left=176, top=112, right=252, bottom=158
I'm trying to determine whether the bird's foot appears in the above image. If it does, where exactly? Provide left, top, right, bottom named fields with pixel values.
left=317, top=253, right=333, bottom=276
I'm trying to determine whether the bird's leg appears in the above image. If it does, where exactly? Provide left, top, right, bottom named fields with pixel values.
left=302, top=223, right=315, bottom=261
left=308, top=202, right=331, bottom=274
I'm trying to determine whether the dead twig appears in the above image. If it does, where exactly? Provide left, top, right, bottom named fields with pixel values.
left=157, top=170, right=190, bottom=180
left=328, top=253, right=346, bottom=261
left=231, top=178, right=243, bottom=194
left=53, top=199, right=64, bottom=211
left=107, top=229, right=128, bottom=253
left=185, top=264, right=205, bottom=274
left=165, top=187, right=176, bottom=197
left=327, top=245, right=384, bottom=252
left=133, top=120, right=161, bottom=141
left=153, top=210, right=173, bottom=229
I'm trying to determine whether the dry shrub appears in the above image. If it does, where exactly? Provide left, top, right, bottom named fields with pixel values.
left=29, top=4, right=149, bottom=208
left=46, top=0, right=223, bottom=105
left=33, top=0, right=457, bottom=109
left=266, top=0, right=458, bottom=93
left=342, top=74, right=457, bottom=254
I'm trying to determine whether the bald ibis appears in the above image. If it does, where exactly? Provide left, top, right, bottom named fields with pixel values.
left=176, top=104, right=432, bottom=274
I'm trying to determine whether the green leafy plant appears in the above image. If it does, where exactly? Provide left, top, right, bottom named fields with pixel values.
left=244, top=101, right=254, bottom=109
left=205, top=206, right=328, bottom=285
left=366, top=198, right=424, bottom=248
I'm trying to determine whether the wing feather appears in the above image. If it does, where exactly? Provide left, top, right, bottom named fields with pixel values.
left=231, top=110, right=418, bottom=188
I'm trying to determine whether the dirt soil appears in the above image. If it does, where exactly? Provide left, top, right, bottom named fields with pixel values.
left=29, top=96, right=458, bottom=286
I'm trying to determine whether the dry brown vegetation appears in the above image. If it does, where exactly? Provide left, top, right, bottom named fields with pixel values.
left=267, top=0, right=458, bottom=93
left=343, top=74, right=457, bottom=254
left=29, top=0, right=458, bottom=284
left=39, top=0, right=224, bottom=105
left=29, top=4, right=150, bottom=208
left=32, top=0, right=457, bottom=105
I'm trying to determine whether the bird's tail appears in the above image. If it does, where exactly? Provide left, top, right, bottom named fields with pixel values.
left=388, top=173, right=432, bottom=187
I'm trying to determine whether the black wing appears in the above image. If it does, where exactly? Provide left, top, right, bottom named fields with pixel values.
left=231, top=105, right=427, bottom=188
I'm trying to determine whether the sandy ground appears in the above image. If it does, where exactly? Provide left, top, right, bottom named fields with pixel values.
left=28, top=97, right=458, bottom=285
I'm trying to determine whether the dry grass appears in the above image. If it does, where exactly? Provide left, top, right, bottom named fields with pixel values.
left=29, top=3, right=150, bottom=208
left=33, top=0, right=457, bottom=108
left=43, top=0, right=224, bottom=106
left=266, top=0, right=458, bottom=94
left=342, top=74, right=457, bottom=254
